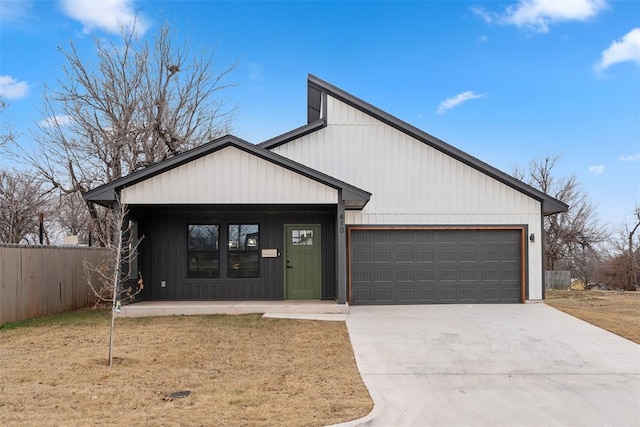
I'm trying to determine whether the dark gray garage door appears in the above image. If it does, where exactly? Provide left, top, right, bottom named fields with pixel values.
left=350, top=229, right=522, bottom=304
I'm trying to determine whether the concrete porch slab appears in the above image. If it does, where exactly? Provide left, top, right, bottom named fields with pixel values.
left=115, top=300, right=349, bottom=318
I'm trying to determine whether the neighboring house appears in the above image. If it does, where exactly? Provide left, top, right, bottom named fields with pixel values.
left=570, top=278, right=586, bottom=290
left=571, top=279, right=608, bottom=291
left=84, top=75, right=568, bottom=305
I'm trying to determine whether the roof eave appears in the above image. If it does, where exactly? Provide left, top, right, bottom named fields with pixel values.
left=307, top=74, right=568, bottom=215
left=83, top=135, right=245, bottom=204
left=83, top=134, right=371, bottom=208
left=543, top=199, right=570, bottom=216
left=259, top=118, right=326, bottom=150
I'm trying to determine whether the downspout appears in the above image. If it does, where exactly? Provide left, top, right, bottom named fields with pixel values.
left=541, top=206, right=546, bottom=300
left=336, top=192, right=347, bottom=304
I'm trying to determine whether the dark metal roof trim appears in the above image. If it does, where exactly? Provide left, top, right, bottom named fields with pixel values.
left=304, top=74, right=568, bottom=216
left=83, top=135, right=370, bottom=208
left=257, top=119, right=326, bottom=150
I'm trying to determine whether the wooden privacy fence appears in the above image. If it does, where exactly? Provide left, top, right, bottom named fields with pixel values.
left=545, top=270, right=571, bottom=289
left=0, top=244, right=113, bottom=325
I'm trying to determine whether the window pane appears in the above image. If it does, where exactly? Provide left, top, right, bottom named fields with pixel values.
left=188, top=252, right=220, bottom=278
left=292, top=229, right=313, bottom=246
left=228, top=224, right=259, bottom=251
left=228, top=224, right=259, bottom=278
left=188, top=225, right=220, bottom=278
left=189, top=225, right=219, bottom=250
left=228, top=251, right=259, bottom=278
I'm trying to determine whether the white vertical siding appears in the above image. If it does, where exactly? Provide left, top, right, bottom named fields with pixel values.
left=270, top=94, right=545, bottom=299
left=121, top=146, right=338, bottom=205
left=272, top=96, right=541, bottom=222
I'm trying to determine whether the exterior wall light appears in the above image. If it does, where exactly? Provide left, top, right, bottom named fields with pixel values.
left=529, top=233, right=535, bottom=243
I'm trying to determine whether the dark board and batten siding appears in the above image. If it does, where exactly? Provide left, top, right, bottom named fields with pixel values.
left=134, top=205, right=336, bottom=301
left=349, top=228, right=524, bottom=305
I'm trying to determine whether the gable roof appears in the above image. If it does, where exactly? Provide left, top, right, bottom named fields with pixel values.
left=260, top=75, right=568, bottom=216
left=83, top=135, right=371, bottom=209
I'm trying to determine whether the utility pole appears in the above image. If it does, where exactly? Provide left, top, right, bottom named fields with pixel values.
left=630, top=222, right=639, bottom=290
left=39, top=213, right=44, bottom=245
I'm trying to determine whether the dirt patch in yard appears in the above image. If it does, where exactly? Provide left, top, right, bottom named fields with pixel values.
left=0, top=312, right=373, bottom=426
left=545, top=289, right=640, bottom=344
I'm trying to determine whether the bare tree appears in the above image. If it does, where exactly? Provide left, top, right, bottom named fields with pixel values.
left=627, top=205, right=640, bottom=290
left=84, top=198, right=143, bottom=366
left=0, top=170, right=53, bottom=244
left=513, top=155, right=606, bottom=272
left=603, top=205, right=640, bottom=290
left=572, top=243, right=602, bottom=289
left=0, top=98, right=15, bottom=152
left=597, top=213, right=640, bottom=291
left=25, top=23, right=236, bottom=244
left=54, top=192, right=93, bottom=244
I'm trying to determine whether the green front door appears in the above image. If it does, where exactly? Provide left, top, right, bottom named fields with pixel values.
left=285, top=225, right=322, bottom=299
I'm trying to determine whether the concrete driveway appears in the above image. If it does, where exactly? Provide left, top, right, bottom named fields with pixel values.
left=343, top=303, right=640, bottom=426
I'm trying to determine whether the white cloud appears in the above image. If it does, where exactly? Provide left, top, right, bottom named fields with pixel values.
left=39, top=115, right=73, bottom=129
left=588, top=165, right=605, bottom=174
left=437, top=91, right=484, bottom=114
left=60, top=0, right=149, bottom=36
left=595, top=28, right=640, bottom=72
left=0, top=75, right=28, bottom=100
left=473, top=0, right=608, bottom=33
left=471, top=6, right=496, bottom=25
left=619, top=153, right=640, bottom=162
left=0, top=0, right=32, bottom=23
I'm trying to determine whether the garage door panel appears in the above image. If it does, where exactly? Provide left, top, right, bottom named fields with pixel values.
left=459, top=269, right=478, bottom=281
left=416, top=269, right=434, bottom=281
left=483, top=269, right=500, bottom=281
left=353, top=287, right=371, bottom=303
left=373, top=250, right=391, bottom=263
left=415, top=232, right=436, bottom=243
left=396, top=250, right=414, bottom=262
left=502, top=268, right=520, bottom=281
left=352, top=269, right=370, bottom=282
left=352, top=249, right=370, bottom=263
left=457, top=230, right=478, bottom=243
left=397, top=288, right=414, bottom=302
left=416, top=289, right=434, bottom=301
left=373, top=269, right=392, bottom=282
left=397, top=269, right=414, bottom=281
left=460, top=250, right=476, bottom=262
left=483, top=249, right=500, bottom=262
left=440, top=269, right=457, bottom=281
left=440, top=288, right=458, bottom=302
left=482, top=287, right=502, bottom=301
left=416, top=250, right=434, bottom=262
left=459, top=288, right=479, bottom=301
left=374, top=288, right=392, bottom=302
left=351, top=229, right=523, bottom=304
left=503, top=288, right=521, bottom=301
left=440, top=249, right=458, bottom=262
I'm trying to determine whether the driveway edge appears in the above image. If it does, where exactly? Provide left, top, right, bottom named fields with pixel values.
left=326, top=389, right=384, bottom=427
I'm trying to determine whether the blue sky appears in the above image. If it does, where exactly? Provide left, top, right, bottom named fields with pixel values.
left=0, top=0, right=638, bottom=228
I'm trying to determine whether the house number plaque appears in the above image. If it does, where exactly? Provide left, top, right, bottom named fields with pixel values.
left=261, top=249, right=279, bottom=258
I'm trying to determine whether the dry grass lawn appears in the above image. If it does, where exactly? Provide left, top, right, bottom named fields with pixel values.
left=0, top=311, right=373, bottom=426
left=545, top=289, right=640, bottom=344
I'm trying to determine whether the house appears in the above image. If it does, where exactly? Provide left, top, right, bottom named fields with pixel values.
left=84, top=75, right=568, bottom=305
left=570, top=278, right=586, bottom=290
left=571, top=279, right=608, bottom=291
